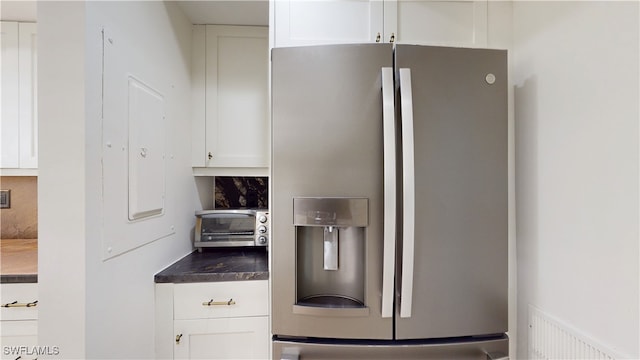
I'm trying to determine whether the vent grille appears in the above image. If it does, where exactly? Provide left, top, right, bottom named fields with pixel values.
left=528, top=305, right=619, bottom=359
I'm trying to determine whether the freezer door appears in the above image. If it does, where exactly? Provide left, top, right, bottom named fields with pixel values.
left=271, top=44, right=394, bottom=339
left=274, top=336, right=509, bottom=360
left=395, top=45, right=508, bottom=339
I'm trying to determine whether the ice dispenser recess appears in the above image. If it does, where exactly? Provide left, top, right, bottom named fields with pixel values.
left=293, top=197, right=370, bottom=316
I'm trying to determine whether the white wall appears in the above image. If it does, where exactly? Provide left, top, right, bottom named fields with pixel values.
left=38, top=1, right=196, bottom=358
left=486, top=3, right=517, bottom=357
left=513, top=2, right=639, bottom=358
left=38, top=2, right=87, bottom=358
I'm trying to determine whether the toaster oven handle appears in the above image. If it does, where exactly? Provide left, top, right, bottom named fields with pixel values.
left=195, top=209, right=257, bottom=217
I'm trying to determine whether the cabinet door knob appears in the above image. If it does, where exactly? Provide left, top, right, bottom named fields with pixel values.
left=375, top=32, right=381, bottom=43
left=390, top=33, right=395, bottom=43
left=176, top=334, right=183, bottom=344
left=208, top=152, right=213, bottom=160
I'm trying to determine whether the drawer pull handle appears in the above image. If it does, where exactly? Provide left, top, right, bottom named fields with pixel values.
left=202, top=298, right=236, bottom=306
left=175, top=334, right=183, bottom=344
left=2, top=300, right=38, bottom=308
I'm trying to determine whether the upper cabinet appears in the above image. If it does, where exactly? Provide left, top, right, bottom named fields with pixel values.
left=273, top=0, right=383, bottom=46
left=272, top=0, right=488, bottom=48
left=1, top=21, right=38, bottom=174
left=191, top=25, right=269, bottom=176
left=388, top=0, right=487, bottom=47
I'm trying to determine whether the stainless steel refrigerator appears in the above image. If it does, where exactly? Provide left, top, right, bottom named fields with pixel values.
left=271, top=44, right=508, bottom=359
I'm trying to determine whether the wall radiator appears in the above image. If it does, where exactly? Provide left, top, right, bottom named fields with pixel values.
left=528, top=305, right=619, bottom=359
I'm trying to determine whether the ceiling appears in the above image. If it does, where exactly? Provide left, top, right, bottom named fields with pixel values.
left=0, top=1, right=269, bottom=26
left=1, top=1, right=37, bottom=21
left=175, top=0, right=268, bottom=26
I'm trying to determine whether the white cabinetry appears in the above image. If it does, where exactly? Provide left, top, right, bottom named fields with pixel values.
left=155, top=280, right=269, bottom=359
left=387, top=0, right=488, bottom=47
left=191, top=25, right=269, bottom=176
left=272, top=0, right=488, bottom=48
left=0, top=21, right=37, bottom=175
left=0, top=283, right=38, bottom=360
left=273, top=0, right=383, bottom=46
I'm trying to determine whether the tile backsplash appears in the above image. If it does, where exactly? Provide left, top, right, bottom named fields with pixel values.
left=0, top=176, right=38, bottom=239
left=214, top=176, right=268, bottom=209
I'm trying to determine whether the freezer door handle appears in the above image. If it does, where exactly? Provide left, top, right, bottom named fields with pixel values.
left=381, top=67, right=396, bottom=318
left=486, top=352, right=509, bottom=360
left=399, top=68, right=415, bottom=318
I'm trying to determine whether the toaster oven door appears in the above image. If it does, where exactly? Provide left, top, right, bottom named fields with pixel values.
left=196, top=213, right=256, bottom=247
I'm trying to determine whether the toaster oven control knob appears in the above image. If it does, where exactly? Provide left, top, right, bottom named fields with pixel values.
left=258, top=235, right=268, bottom=245
left=258, top=215, right=268, bottom=223
left=258, top=225, right=267, bottom=234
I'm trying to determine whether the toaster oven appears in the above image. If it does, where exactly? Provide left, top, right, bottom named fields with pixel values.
left=194, top=209, right=269, bottom=250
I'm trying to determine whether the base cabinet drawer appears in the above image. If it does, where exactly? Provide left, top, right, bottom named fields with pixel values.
left=0, top=283, right=38, bottom=321
left=174, top=280, right=268, bottom=320
left=174, top=316, right=269, bottom=360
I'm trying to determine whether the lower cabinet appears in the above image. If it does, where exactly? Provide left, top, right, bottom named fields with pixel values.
left=156, top=280, right=269, bottom=360
left=0, top=283, right=38, bottom=360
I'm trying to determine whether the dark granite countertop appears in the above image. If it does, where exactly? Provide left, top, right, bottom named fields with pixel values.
left=1, top=274, right=38, bottom=284
left=154, top=248, right=268, bottom=283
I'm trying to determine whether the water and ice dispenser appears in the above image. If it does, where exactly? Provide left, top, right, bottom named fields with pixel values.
left=293, top=197, right=369, bottom=312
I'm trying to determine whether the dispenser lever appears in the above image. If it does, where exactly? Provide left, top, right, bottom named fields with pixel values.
left=323, top=226, right=339, bottom=270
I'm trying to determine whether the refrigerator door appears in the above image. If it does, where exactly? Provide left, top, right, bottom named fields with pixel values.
left=271, top=44, right=394, bottom=339
left=274, top=336, right=509, bottom=360
left=395, top=45, right=508, bottom=339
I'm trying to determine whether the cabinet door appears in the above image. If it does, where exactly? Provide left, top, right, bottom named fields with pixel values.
left=174, top=317, right=269, bottom=360
left=273, top=0, right=384, bottom=47
left=0, top=321, right=38, bottom=360
left=203, top=25, right=269, bottom=168
left=18, top=22, right=38, bottom=169
left=386, top=0, right=488, bottom=47
left=0, top=21, right=37, bottom=170
left=1, top=21, right=20, bottom=168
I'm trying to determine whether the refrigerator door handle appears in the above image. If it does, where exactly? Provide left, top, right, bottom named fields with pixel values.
left=399, top=68, right=415, bottom=318
left=381, top=67, right=396, bottom=318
